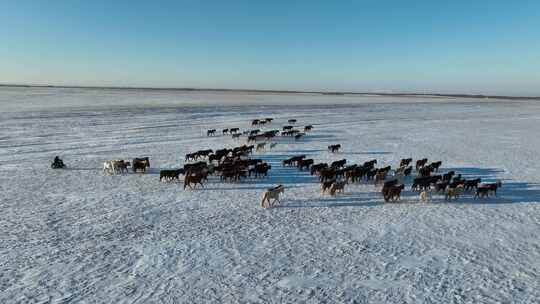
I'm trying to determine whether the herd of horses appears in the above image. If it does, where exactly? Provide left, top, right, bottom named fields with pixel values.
left=96, top=115, right=503, bottom=207
left=279, top=152, right=502, bottom=202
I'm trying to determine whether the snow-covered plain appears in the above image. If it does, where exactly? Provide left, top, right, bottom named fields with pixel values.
left=1, top=87, right=540, bottom=303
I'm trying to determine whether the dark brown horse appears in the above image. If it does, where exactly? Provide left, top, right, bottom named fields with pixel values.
left=297, top=158, right=314, bottom=170
left=184, top=172, right=206, bottom=189
left=381, top=179, right=398, bottom=200
left=416, top=158, right=428, bottom=171
left=384, top=184, right=405, bottom=202
left=319, top=168, right=336, bottom=183
left=310, top=163, right=328, bottom=175
left=160, top=169, right=185, bottom=182
left=282, top=155, right=306, bottom=166
left=418, top=165, right=433, bottom=177
left=132, top=157, right=150, bottom=173
left=475, top=180, right=502, bottom=198
left=429, top=161, right=442, bottom=172
left=399, top=158, right=412, bottom=168
left=321, top=179, right=336, bottom=193
left=363, top=159, right=377, bottom=169
left=253, top=163, right=271, bottom=178
left=331, top=159, right=346, bottom=168
left=328, top=144, right=341, bottom=153
left=464, top=178, right=481, bottom=191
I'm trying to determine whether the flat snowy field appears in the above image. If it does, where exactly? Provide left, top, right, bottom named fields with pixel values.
left=1, top=87, right=540, bottom=303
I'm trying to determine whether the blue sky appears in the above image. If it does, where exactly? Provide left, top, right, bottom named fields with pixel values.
left=1, top=1, right=539, bottom=95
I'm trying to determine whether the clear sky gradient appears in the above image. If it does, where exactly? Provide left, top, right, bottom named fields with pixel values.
left=1, top=1, right=539, bottom=95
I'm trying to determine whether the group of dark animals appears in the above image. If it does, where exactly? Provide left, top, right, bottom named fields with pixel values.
left=164, top=117, right=313, bottom=190
left=408, top=158, right=502, bottom=199
left=280, top=151, right=501, bottom=202
left=208, top=117, right=312, bottom=142
left=282, top=152, right=386, bottom=196
left=161, top=144, right=272, bottom=189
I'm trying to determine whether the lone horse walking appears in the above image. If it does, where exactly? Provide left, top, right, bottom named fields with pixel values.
left=261, top=185, right=284, bottom=208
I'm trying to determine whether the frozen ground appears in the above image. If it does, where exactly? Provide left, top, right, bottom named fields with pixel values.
left=1, top=87, right=540, bottom=303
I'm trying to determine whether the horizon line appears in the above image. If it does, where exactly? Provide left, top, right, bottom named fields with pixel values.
left=1, top=83, right=539, bottom=101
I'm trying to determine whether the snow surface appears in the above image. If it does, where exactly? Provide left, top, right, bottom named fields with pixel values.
left=1, top=87, right=540, bottom=303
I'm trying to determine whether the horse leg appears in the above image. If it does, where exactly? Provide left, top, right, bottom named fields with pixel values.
left=261, top=194, right=268, bottom=208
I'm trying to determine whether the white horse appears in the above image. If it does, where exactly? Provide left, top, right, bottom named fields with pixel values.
left=261, top=185, right=284, bottom=208
left=103, top=160, right=126, bottom=175
left=419, top=190, right=432, bottom=202
left=103, top=161, right=116, bottom=175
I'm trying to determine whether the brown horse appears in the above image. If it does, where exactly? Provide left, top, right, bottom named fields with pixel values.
left=319, top=168, right=336, bottom=183
left=310, top=163, right=328, bottom=175
left=297, top=158, right=314, bottom=170
left=399, top=158, right=412, bottom=168
left=282, top=155, right=306, bottom=166
left=184, top=172, right=206, bottom=189
left=416, top=158, right=428, bottom=171
left=418, top=165, right=433, bottom=177
left=160, top=169, right=185, bottom=182
left=132, top=157, right=150, bottom=173
left=363, top=159, right=377, bottom=169
left=464, top=178, right=481, bottom=191
left=475, top=180, right=502, bottom=198
left=429, top=161, right=442, bottom=172
left=321, top=179, right=336, bottom=193
left=331, top=159, right=346, bottom=168
left=374, top=171, right=388, bottom=185
left=328, top=144, right=341, bottom=153
left=329, top=181, right=346, bottom=196
left=381, top=179, right=398, bottom=198
left=445, top=184, right=464, bottom=201
left=384, top=184, right=405, bottom=202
